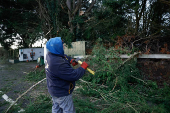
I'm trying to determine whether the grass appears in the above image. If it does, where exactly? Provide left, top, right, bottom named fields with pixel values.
left=23, top=93, right=101, bottom=113
left=13, top=90, right=20, bottom=93
left=74, top=98, right=101, bottom=113
left=24, top=95, right=52, bottom=113
left=0, top=92, right=21, bottom=113
left=0, top=87, right=11, bottom=93
left=25, top=69, right=46, bottom=82
left=0, top=59, right=8, bottom=64
left=7, top=106, right=21, bottom=113
left=0, top=101, right=8, bottom=108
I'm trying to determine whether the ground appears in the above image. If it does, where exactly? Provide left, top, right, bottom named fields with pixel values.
left=0, top=60, right=87, bottom=113
left=0, top=61, right=48, bottom=112
left=0, top=58, right=170, bottom=112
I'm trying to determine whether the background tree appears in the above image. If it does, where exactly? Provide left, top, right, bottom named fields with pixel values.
left=0, top=0, right=169, bottom=52
left=36, top=0, right=96, bottom=43
left=0, top=0, right=42, bottom=50
left=36, top=0, right=64, bottom=40
left=81, top=0, right=129, bottom=43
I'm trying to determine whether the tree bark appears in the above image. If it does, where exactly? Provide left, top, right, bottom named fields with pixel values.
left=135, top=0, right=147, bottom=35
left=66, top=0, right=95, bottom=35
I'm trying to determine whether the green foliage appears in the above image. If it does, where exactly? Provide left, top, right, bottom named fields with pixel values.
left=7, top=105, right=21, bottom=113
left=43, top=0, right=67, bottom=37
left=74, top=98, right=100, bottom=113
left=25, top=69, right=45, bottom=82
left=72, top=16, right=85, bottom=25
left=83, top=0, right=127, bottom=41
left=0, top=101, right=8, bottom=109
left=1, top=0, right=170, bottom=50
left=149, top=0, right=170, bottom=36
left=78, top=39, right=170, bottom=112
left=59, top=29, right=74, bottom=48
left=25, top=95, right=52, bottom=113
left=0, top=0, right=42, bottom=49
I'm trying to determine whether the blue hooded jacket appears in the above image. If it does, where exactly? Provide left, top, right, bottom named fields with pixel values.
left=46, top=37, right=64, bottom=55
left=45, top=37, right=86, bottom=97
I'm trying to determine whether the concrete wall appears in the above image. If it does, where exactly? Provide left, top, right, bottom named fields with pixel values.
left=64, top=41, right=86, bottom=56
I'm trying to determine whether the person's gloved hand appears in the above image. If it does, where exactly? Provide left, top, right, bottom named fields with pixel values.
left=70, top=59, right=78, bottom=66
left=81, top=61, right=88, bottom=70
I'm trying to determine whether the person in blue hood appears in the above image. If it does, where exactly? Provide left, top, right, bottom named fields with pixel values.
left=45, top=37, right=88, bottom=113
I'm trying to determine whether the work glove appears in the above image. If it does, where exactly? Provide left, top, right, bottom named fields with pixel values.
left=70, top=59, right=78, bottom=66
left=81, top=61, right=88, bottom=70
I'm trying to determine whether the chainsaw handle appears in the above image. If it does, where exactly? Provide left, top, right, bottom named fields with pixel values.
left=78, top=60, right=95, bottom=75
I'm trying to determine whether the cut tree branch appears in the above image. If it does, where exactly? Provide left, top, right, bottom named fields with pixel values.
left=79, top=79, right=108, bottom=88
left=116, top=52, right=141, bottom=70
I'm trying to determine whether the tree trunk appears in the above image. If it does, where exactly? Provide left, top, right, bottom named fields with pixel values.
left=66, top=0, right=96, bottom=35
left=135, top=0, right=147, bottom=35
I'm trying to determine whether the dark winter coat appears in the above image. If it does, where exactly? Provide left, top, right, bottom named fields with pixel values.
left=45, top=37, right=86, bottom=97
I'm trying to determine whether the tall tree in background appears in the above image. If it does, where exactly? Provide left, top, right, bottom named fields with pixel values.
left=0, top=0, right=16, bottom=50
left=0, top=0, right=169, bottom=51
left=123, top=0, right=170, bottom=53
left=82, top=0, right=128, bottom=42
left=66, top=0, right=96, bottom=36
left=36, top=0, right=96, bottom=42
left=134, top=0, right=147, bottom=35
left=126, top=0, right=170, bottom=37
left=0, top=0, right=41, bottom=50
left=36, top=0, right=64, bottom=40
left=149, top=0, right=170, bottom=36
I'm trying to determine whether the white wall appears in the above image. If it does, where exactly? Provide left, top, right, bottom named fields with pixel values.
left=44, top=45, right=49, bottom=64
left=19, top=48, right=44, bottom=61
